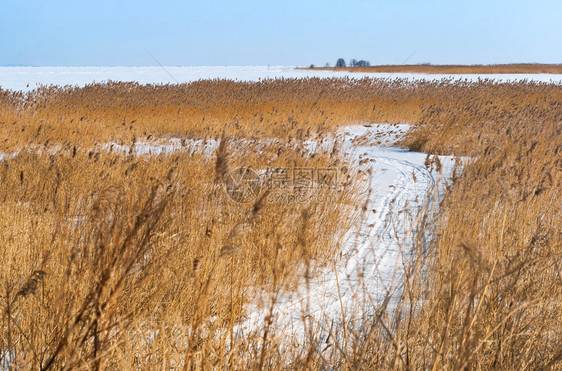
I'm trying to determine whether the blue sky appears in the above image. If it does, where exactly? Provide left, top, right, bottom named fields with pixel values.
left=1, top=0, right=560, bottom=66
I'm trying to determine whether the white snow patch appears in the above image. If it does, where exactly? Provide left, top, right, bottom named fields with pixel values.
left=234, top=125, right=463, bottom=340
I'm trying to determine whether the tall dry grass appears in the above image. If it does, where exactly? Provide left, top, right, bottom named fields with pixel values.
left=390, top=89, right=562, bottom=369
left=0, top=140, right=358, bottom=369
left=0, top=78, right=560, bottom=368
left=0, top=78, right=484, bottom=151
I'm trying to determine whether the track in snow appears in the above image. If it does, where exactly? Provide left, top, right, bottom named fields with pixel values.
left=236, top=124, right=456, bottom=338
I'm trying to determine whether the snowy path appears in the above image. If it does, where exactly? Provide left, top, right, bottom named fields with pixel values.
left=236, top=124, right=456, bottom=338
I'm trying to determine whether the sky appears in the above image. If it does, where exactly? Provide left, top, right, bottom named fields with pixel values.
left=1, top=0, right=561, bottom=66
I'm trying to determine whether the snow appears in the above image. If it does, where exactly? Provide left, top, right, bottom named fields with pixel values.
left=235, top=124, right=462, bottom=340
left=0, top=66, right=561, bottom=92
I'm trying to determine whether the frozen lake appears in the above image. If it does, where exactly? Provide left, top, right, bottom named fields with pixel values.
left=1, top=66, right=561, bottom=92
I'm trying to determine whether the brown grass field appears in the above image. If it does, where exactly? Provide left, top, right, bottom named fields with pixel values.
left=0, top=78, right=561, bottom=369
left=302, top=63, right=562, bottom=74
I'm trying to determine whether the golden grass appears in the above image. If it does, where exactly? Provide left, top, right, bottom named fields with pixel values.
left=0, top=78, right=561, bottom=368
left=387, top=90, right=562, bottom=369
left=303, top=63, right=562, bottom=74
left=1, top=78, right=425, bottom=151
left=0, top=141, right=360, bottom=369
left=1, top=78, right=560, bottom=153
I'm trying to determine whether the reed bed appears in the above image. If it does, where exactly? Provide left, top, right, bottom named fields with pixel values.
left=0, top=77, right=552, bottom=152
left=0, top=139, right=359, bottom=369
left=0, top=77, right=560, bottom=368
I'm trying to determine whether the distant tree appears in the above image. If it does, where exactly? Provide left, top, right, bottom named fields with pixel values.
left=325, top=62, right=330, bottom=67
left=309, top=64, right=315, bottom=68
left=350, top=58, right=358, bottom=67
left=356, top=60, right=371, bottom=67
left=336, top=58, right=346, bottom=67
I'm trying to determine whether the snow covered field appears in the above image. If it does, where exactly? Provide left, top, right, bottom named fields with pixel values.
left=1, top=66, right=561, bottom=92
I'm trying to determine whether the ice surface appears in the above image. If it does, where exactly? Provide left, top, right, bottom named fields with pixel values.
left=1, top=66, right=561, bottom=92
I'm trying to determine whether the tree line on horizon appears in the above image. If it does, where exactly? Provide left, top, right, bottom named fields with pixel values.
left=309, top=58, right=371, bottom=68
left=335, top=58, right=371, bottom=67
